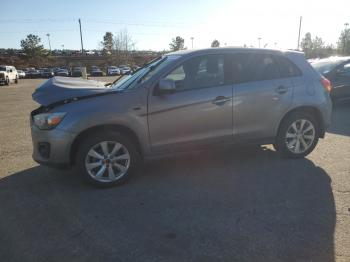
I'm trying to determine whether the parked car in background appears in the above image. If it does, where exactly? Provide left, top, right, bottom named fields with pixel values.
left=56, top=69, right=69, bottom=77
left=31, top=48, right=332, bottom=187
left=119, top=65, right=131, bottom=75
left=17, top=70, right=26, bottom=79
left=0, top=65, right=18, bottom=85
left=311, top=56, right=350, bottom=102
left=26, top=69, right=42, bottom=78
left=90, top=66, right=104, bottom=76
left=41, top=68, right=55, bottom=78
left=107, top=66, right=120, bottom=76
left=72, top=67, right=82, bottom=77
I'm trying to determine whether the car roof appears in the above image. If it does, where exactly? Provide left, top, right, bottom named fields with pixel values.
left=167, top=47, right=303, bottom=57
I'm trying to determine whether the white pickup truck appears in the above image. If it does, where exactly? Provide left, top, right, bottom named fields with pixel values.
left=0, top=65, right=18, bottom=85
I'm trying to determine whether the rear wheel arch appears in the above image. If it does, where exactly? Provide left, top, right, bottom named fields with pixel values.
left=277, top=106, right=325, bottom=138
left=70, top=124, right=143, bottom=165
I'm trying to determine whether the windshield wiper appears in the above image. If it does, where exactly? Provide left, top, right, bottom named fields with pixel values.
left=104, top=75, right=126, bottom=87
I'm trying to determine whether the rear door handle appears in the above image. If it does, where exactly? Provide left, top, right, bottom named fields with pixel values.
left=275, top=85, right=289, bottom=94
left=212, top=96, right=231, bottom=105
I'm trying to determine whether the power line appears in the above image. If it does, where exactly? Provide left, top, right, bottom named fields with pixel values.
left=0, top=18, right=188, bottom=28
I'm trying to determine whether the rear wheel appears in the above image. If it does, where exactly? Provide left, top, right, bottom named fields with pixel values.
left=76, top=131, right=141, bottom=187
left=15, top=77, right=18, bottom=84
left=275, top=112, right=320, bottom=158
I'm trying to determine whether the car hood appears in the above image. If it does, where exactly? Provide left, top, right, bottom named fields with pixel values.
left=32, top=76, right=112, bottom=106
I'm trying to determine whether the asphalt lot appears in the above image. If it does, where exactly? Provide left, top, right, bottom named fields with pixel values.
left=0, top=78, right=349, bottom=262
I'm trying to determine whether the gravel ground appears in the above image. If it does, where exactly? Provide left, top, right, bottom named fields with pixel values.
left=0, top=78, right=349, bottom=262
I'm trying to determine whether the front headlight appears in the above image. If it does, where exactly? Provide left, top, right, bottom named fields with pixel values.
left=33, top=112, right=66, bottom=130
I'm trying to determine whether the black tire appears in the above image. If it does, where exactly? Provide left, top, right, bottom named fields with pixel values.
left=5, top=77, right=9, bottom=86
left=76, top=131, right=141, bottom=188
left=275, top=112, right=320, bottom=158
left=15, top=77, right=18, bottom=84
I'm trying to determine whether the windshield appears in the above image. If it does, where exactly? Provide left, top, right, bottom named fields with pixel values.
left=111, top=55, right=180, bottom=90
left=0, top=66, right=6, bottom=71
left=312, top=60, right=343, bottom=74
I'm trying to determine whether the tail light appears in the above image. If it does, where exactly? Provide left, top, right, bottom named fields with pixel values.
left=320, top=77, right=332, bottom=93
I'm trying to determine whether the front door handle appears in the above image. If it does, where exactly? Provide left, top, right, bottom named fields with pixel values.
left=275, top=85, right=289, bottom=94
left=212, top=96, right=231, bottom=105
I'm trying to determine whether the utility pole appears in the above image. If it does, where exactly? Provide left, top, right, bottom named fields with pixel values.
left=190, top=37, right=194, bottom=49
left=344, top=23, right=349, bottom=54
left=297, top=16, right=302, bottom=50
left=258, top=37, right=261, bottom=48
left=46, top=33, right=51, bottom=53
left=78, top=18, right=84, bottom=54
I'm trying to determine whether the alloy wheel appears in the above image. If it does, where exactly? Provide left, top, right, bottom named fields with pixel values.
left=85, top=141, right=130, bottom=182
left=285, top=119, right=316, bottom=154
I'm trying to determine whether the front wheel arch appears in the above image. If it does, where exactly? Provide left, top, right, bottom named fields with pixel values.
left=70, top=124, right=143, bottom=166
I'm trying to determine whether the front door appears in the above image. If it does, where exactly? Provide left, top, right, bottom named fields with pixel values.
left=148, top=54, right=233, bottom=152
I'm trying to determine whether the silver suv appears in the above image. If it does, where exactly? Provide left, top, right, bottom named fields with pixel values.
left=31, top=48, right=332, bottom=187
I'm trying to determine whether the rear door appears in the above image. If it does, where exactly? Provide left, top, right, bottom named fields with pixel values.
left=229, top=53, right=295, bottom=141
left=148, top=54, right=233, bottom=152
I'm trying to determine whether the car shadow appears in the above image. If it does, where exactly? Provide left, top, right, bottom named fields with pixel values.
left=328, top=100, right=350, bottom=137
left=0, top=147, right=335, bottom=262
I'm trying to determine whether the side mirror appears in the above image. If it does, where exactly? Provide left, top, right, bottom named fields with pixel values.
left=10, top=69, right=13, bottom=73
left=157, top=79, right=176, bottom=94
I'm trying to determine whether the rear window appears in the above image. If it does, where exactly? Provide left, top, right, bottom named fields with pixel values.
left=312, top=60, right=344, bottom=74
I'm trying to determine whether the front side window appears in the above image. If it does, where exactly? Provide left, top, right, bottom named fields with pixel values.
left=164, top=55, right=225, bottom=91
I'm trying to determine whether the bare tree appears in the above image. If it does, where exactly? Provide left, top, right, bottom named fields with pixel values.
left=113, top=29, right=135, bottom=63
left=115, top=29, right=135, bottom=52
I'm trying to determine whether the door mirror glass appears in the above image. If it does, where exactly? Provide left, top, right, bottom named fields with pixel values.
left=158, top=79, right=176, bottom=94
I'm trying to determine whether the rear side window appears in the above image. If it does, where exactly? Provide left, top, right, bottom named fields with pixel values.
left=253, top=55, right=280, bottom=81
left=227, top=53, right=301, bottom=84
left=275, top=56, right=302, bottom=78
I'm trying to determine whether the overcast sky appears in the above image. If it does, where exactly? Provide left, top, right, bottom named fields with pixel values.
left=0, top=0, right=349, bottom=51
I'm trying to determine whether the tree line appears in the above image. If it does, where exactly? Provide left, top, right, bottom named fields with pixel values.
left=17, top=25, right=350, bottom=61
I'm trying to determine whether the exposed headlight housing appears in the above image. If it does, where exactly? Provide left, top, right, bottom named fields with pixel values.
left=33, top=112, right=66, bottom=130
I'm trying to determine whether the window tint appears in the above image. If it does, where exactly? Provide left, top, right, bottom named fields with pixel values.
left=227, top=53, right=301, bottom=84
left=276, top=56, right=302, bottom=78
left=254, top=55, right=280, bottom=81
left=163, top=55, right=225, bottom=91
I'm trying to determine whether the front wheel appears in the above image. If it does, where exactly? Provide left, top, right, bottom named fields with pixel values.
left=274, top=112, right=320, bottom=158
left=76, top=131, right=141, bottom=187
